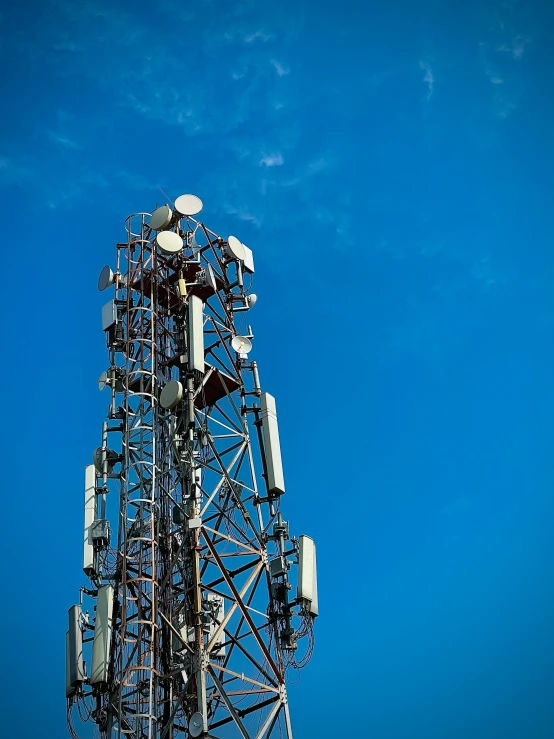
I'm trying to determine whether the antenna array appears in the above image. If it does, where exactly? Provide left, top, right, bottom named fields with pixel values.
left=65, top=195, right=318, bottom=739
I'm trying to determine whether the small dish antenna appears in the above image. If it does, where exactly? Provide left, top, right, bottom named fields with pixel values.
left=148, top=204, right=173, bottom=230
left=231, top=335, right=252, bottom=355
left=175, top=193, right=203, bottom=217
left=156, top=231, right=184, bottom=255
left=160, top=380, right=183, bottom=409
left=188, top=713, right=205, bottom=738
left=98, top=369, right=123, bottom=392
left=98, top=371, right=109, bottom=391
left=226, top=235, right=245, bottom=261
left=93, top=447, right=119, bottom=475
left=247, top=293, right=258, bottom=308
left=98, top=265, right=115, bottom=291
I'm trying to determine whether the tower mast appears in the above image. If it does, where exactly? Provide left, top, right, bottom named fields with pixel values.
left=66, top=194, right=318, bottom=739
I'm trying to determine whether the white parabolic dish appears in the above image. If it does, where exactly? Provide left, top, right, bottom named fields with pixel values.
left=156, top=231, right=184, bottom=254
left=160, top=380, right=183, bottom=409
left=175, top=193, right=203, bottom=217
left=149, top=204, right=173, bottom=230
left=98, top=371, right=108, bottom=391
left=231, top=335, right=252, bottom=354
left=227, top=235, right=245, bottom=261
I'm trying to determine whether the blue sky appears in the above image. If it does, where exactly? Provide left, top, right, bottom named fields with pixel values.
left=1, top=0, right=553, bottom=737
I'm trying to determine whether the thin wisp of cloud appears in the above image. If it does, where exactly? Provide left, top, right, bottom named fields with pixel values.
left=259, top=152, right=284, bottom=167
left=270, top=59, right=290, bottom=76
left=244, top=29, right=273, bottom=43
left=419, top=60, right=434, bottom=100
left=48, top=131, right=81, bottom=150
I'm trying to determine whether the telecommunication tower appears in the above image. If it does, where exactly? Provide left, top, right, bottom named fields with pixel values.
left=65, top=194, right=318, bottom=739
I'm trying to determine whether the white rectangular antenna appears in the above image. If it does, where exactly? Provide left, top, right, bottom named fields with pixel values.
left=208, top=593, right=226, bottom=658
left=90, top=584, right=114, bottom=685
left=260, top=393, right=286, bottom=496
left=83, top=465, right=96, bottom=576
left=194, top=467, right=202, bottom=501
left=242, top=245, right=255, bottom=274
left=297, top=535, right=318, bottom=618
left=67, top=605, right=85, bottom=694
left=188, top=295, right=205, bottom=374
left=172, top=610, right=190, bottom=653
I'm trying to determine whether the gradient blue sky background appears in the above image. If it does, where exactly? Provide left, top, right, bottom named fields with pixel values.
left=1, top=1, right=553, bottom=737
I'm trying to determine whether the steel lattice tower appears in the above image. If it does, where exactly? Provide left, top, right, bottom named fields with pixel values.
left=66, top=195, right=318, bottom=739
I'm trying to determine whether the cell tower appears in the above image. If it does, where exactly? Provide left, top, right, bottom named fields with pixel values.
left=65, top=194, right=318, bottom=739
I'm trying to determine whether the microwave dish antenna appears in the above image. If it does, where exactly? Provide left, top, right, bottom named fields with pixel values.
left=226, top=235, right=245, bottom=261
left=231, top=335, right=253, bottom=354
left=175, top=193, right=203, bottom=217
left=148, top=204, right=173, bottom=230
left=160, top=380, right=183, bottom=409
left=156, top=230, right=183, bottom=254
left=98, top=265, right=114, bottom=291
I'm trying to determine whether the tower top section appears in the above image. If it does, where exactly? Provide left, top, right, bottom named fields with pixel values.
left=66, top=191, right=318, bottom=739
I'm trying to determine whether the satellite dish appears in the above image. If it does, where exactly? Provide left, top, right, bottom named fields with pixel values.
left=205, top=264, right=217, bottom=292
left=231, top=336, right=252, bottom=354
left=175, top=193, right=203, bottom=217
left=98, top=265, right=115, bottom=291
left=160, top=380, right=183, bottom=409
left=188, top=713, right=204, bottom=738
left=247, top=293, right=258, bottom=308
left=226, top=235, right=245, bottom=261
left=98, top=371, right=109, bottom=391
left=93, top=447, right=119, bottom=475
left=148, top=204, right=173, bottom=230
left=156, top=231, right=183, bottom=255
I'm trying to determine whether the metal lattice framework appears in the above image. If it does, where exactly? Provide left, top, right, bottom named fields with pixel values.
left=66, top=200, right=317, bottom=739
